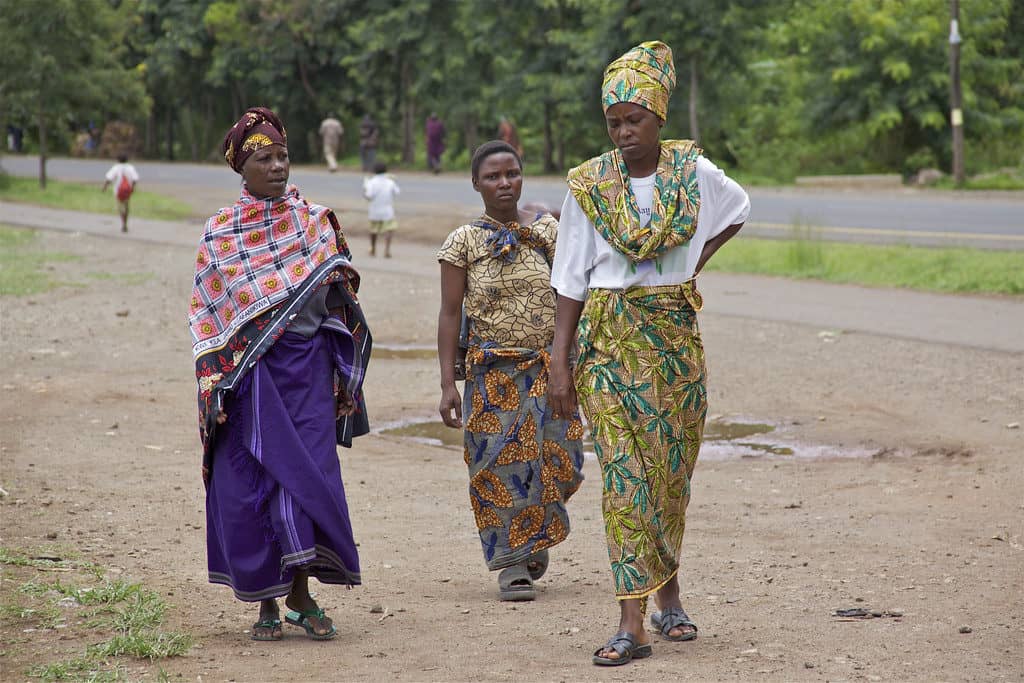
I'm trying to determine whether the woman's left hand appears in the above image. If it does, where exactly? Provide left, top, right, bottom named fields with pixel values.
left=336, top=389, right=356, bottom=417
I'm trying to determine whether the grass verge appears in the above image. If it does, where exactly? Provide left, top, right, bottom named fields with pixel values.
left=1, top=547, right=192, bottom=681
left=0, top=225, right=152, bottom=295
left=0, top=226, right=78, bottom=295
left=707, top=227, right=1024, bottom=295
left=932, top=168, right=1024, bottom=191
left=0, top=174, right=192, bottom=220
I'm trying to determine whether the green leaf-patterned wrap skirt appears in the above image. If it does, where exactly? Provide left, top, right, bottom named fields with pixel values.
left=575, top=281, right=707, bottom=599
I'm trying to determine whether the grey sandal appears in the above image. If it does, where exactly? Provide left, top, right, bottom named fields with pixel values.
left=526, top=549, right=549, bottom=581
left=498, top=562, right=535, bottom=601
left=592, top=631, right=653, bottom=666
left=651, top=606, right=698, bottom=641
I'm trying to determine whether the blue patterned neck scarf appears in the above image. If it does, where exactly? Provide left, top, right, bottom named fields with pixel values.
left=473, top=214, right=545, bottom=263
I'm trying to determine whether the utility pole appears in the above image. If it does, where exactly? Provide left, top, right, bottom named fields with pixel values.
left=949, top=0, right=965, bottom=186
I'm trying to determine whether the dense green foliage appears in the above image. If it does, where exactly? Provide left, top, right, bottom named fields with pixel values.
left=0, top=0, right=149, bottom=185
left=1, top=0, right=1021, bottom=179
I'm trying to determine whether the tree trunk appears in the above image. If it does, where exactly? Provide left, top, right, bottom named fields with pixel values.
left=37, top=111, right=47, bottom=190
left=689, top=57, right=700, bottom=143
left=400, top=59, right=415, bottom=165
left=204, top=95, right=216, bottom=161
left=297, top=60, right=320, bottom=113
left=145, top=107, right=156, bottom=158
left=463, top=112, right=478, bottom=158
left=165, top=107, right=174, bottom=161
left=542, top=100, right=555, bottom=173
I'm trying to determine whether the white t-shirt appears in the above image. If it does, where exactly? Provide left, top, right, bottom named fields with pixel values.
left=550, top=156, right=750, bottom=301
left=105, top=163, right=139, bottom=197
left=363, top=174, right=400, bottom=221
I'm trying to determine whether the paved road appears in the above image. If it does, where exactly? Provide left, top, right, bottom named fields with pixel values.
left=4, top=201, right=1023, bottom=354
left=4, top=156, right=1023, bottom=249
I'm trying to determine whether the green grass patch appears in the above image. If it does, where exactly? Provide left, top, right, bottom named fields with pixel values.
left=0, top=226, right=79, bottom=295
left=0, top=225, right=151, bottom=295
left=1, top=546, right=192, bottom=681
left=930, top=167, right=1024, bottom=191
left=707, top=228, right=1024, bottom=295
left=0, top=174, right=192, bottom=220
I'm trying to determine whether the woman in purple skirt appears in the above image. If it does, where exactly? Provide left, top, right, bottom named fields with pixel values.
left=189, top=108, right=372, bottom=641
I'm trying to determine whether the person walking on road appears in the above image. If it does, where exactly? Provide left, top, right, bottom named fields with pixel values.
left=190, top=107, right=372, bottom=643
left=101, top=153, right=139, bottom=233
left=319, top=114, right=344, bottom=172
left=547, top=41, right=750, bottom=667
left=437, top=140, right=585, bottom=603
left=497, top=116, right=524, bottom=160
left=363, top=161, right=400, bottom=258
left=425, top=113, right=446, bottom=173
left=358, top=114, right=380, bottom=172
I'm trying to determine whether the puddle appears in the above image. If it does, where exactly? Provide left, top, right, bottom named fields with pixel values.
left=373, top=344, right=436, bottom=360
left=378, top=416, right=845, bottom=460
left=380, top=419, right=463, bottom=448
left=704, top=421, right=772, bottom=441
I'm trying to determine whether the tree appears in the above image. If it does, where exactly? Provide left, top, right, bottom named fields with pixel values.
left=782, top=0, right=1021, bottom=173
left=0, top=0, right=149, bottom=187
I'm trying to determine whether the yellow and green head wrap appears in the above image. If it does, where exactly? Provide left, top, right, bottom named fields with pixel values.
left=601, top=40, right=676, bottom=121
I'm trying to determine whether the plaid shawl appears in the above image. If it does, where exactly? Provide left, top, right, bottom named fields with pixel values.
left=189, top=184, right=356, bottom=358
left=190, top=185, right=369, bottom=470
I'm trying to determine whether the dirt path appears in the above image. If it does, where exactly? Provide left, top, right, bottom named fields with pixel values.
left=1, top=223, right=1021, bottom=681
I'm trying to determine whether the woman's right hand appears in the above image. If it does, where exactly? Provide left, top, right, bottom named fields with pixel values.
left=547, top=358, right=578, bottom=420
left=439, top=385, right=463, bottom=428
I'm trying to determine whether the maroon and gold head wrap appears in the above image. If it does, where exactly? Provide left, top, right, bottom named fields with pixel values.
left=222, top=107, right=288, bottom=173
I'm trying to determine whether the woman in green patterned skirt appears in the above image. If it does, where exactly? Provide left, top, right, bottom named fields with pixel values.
left=548, top=41, right=750, bottom=666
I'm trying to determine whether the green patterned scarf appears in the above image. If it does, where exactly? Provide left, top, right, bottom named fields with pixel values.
left=567, top=139, right=701, bottom=263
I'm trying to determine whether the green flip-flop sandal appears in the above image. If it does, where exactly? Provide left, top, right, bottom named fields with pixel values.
left=285, top=607, right=337, bottom=640
left=250, top=617, right=282, bottom=641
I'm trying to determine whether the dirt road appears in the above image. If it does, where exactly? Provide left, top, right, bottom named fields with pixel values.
left=1, top=216, right=1022, bottom=681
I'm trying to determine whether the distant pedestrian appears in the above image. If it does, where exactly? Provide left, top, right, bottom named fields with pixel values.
left=6, top=124, right=24, bottom=153
left=358, top=114, right=380, bottom=172
left=101, top=153, right=139, bottom=233
left=363, top=161, right=400, bottom=258
left=497, top=116, right=524, bottom=159
left=425, top=113, right=446, bottom=174
left=319, top=114, right=344, bottom=172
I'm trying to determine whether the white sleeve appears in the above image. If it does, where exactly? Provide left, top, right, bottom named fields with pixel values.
left=391, top=179, right=400, bottom=196
left=696, top=156, right=750, bottom=239
left=550, top=191, right=596, bottom=301
left=105, top=166, right=117, bottom=182
left=127, top=165, right=139, bottom=182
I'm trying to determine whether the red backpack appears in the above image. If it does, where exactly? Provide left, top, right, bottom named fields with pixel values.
left=116, top=175, right=133, bottom=201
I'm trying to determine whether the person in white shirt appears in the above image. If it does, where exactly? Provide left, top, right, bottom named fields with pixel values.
left=362, top=162, right=400, bottom=257
left=547, top=41, right=750, bottom=667
left=101, top=154, right=139, bottom=233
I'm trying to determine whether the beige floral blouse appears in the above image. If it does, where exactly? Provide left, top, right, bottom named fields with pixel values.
left=437, top=214, right=558, bottom=350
